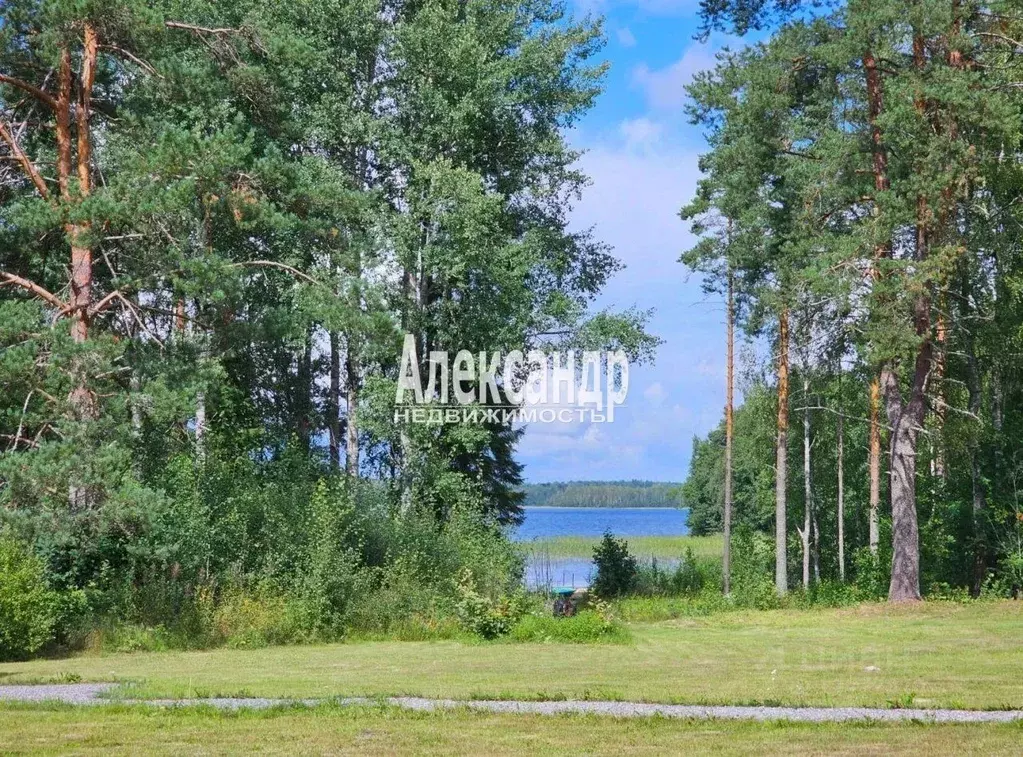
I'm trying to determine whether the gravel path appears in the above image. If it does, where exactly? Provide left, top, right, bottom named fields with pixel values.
left=2, top=684, right=1022, bottom=723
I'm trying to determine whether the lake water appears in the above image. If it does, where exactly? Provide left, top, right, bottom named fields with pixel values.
left=514, top=506, right=689, bottom=589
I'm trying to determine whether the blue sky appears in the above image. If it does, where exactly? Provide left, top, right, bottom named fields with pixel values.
left=516, top=2, right=739, bottom=484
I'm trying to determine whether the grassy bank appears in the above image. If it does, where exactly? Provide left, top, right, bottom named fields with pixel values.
left=3, top=703, right=1023, bottom=755
left=522, top=534, right=722, bottom=561
left=3, top=602, right=1021, bottom=709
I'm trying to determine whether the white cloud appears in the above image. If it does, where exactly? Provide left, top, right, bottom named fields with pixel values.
left=616, top=27, right=637, bottom=48
left=618, top=117, right=663, bottom=151
left=643, top=381, right=667, bottom=405
left=631, top=45, right=721, bottom=112
left=572, top=140, right=701, bottom=277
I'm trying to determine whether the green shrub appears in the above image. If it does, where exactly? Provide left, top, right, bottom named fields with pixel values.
left=924, top=581, right=972, bottom=602
left=509, top=602, right=629, bottom=643
left=729, top=528, right=781, bottom=609
left=214, top=587, right=316, bottom=649
left=794, top=579, right=860, bottom=608
left=852, top=547, right=889, bottom=600
left=591, top=531, right=637, bottom=598
left=0, top=535, right=64, bottom=660
left=633, top=548, right=715, bottom=597
left=453, top=569, right=526, bottom=639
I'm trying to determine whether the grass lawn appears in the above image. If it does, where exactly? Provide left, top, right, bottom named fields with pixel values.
left=2, top=703, right=1022, bottom=756
left=2, top=602, right=1022, bottom=709
left=523, top=534, right=722, bottom=561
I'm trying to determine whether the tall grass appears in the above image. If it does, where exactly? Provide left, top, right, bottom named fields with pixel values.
left=522, top=534, right=723, bottom=561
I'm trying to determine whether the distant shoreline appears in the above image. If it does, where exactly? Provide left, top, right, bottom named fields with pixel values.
left=519, top=481, right=682, bottom=509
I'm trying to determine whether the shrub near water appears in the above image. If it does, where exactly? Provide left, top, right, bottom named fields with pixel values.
left=591, top=531, right=638, bottom=598
left=510, top=600, right=629, bottom=643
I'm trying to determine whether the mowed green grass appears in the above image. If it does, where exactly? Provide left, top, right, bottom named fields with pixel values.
left=3, top=602, right=1022, bottom=709
left=2, top=703, right=1022, bottom=756
left=524, top=533, right=722, bottom=560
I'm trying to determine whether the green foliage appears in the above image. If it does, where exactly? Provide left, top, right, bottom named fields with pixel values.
left=453, top=569, right=526, bottom=640
left=729, top=528, right=782, bottom=610
left=300, top=481, right=369, bottom=636
left=591, top=531, right=638, bottom=598
left=682, top=384, right=780, bottom=537
left=508, top=602, right=629, bottom=644
left=852, top=548, right=890, bottom=601
left=0, top=536, right=73, bottom=661
left=632, top=548, right=715, bottom=597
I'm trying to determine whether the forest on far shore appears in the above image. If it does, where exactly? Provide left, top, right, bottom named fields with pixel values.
left=521, top=481, right=682, bottom=508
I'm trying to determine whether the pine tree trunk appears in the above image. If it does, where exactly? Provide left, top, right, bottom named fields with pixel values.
left=884, top=32, right=930, bottom=604
left=775, top=307, right=789, bottom=595
left=837, top=408, right=845, bottom=581
left=885, top=364, right=924, bottom=603
left=802, top=374, right=811, bottom=589
left=966, top=340, right=985, bottom=596
left=869, top=377, right=881, bottom=554
left=65, top=29, right=99, bottom=509
left=864, top=48, right=889, bottom=559
left=723, top=271, right=734, bottom=595
left=885, top=173, right=930, bottom=602
left=933, top=311, right=947, bottom=481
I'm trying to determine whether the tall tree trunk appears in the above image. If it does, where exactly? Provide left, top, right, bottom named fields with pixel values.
left=837, top=405, right=846, bottom=581
left=884, top=357, right=927, bottom=602
left=883, top=31, right=931, bottom=604
left=328, top=331, right=341, bottom=470
left=297, top=329, right=313, bottom=451
left=869, top=377, right=882, bottom=554
left=66, top=29, right=99, bottom=509
left=345, top=231, right=364, bottom=478
left=864, top=48, right=889, bottom=558
left=195, top=384, right=207, bottom=462
left=966, top=337, right=986, bottom=596
left=933, top=311, right=947, bottom=481
left=775, top=307, right=789, bottom=595
left=723, top=270, right=734, bottom=595
left=345, top=340, right=360, bottom=477
left=801, top=374, right=811, bottom=589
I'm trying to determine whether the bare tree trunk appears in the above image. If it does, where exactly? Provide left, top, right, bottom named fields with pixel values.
left=864, top=48, right=889, bottom=559
left=933, top=311, right=947, bottom=481
left=345, top=340, right=360, bottom=478
left=837, top=407, right=845, bottom=581
left=130, top=360, right=144, bottom=478
left=801, top=375, right=811, bottom=589
left=297, top=329, right=313, bottom=451
left=869, top=377, right=881, bottom=554
left=723, top=271, right=734, bottom=595
left=195, top=385, right=207, bottom=462
left=885, top=360, right=925, bottom=602
left=966, top=339, right=985, bottom=596
left=328, top=331, right=341, bottom=470
left=775, top=307, right=789, bottom=595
